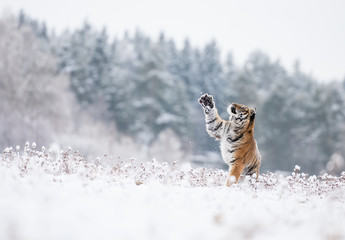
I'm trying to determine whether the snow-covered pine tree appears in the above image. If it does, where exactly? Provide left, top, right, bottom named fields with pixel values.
left=90, top=27, right=110, bottom=97
left=125, top=32, right=189, bottom=145
left=198, top=41, right=226, bottom=105
left=59, top=22, right=98, bottom=105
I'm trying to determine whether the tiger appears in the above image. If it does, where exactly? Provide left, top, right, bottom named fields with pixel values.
left=198, top=93, right=261, bottom=187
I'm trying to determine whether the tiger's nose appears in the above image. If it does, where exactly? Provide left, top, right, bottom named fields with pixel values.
left=231, top=105, right=236, bottom=114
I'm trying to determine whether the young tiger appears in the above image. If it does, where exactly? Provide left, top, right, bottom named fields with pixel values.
left=198, top=93, right=261, bottom=187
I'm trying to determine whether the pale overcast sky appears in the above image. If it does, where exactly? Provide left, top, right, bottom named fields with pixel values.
left=1, top=0, right=345, bottom=82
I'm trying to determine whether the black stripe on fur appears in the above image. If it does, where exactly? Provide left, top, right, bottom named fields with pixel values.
left=227, top=133, right=244, bottom=143
left=245, top=163, right=257, bottom=175
left=213, top=122, right=223, bottom=131
left=207, top=118, right=217, bottom=124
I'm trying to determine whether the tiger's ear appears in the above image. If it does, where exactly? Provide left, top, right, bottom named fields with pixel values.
left=250, top=107, right=256, bottom=122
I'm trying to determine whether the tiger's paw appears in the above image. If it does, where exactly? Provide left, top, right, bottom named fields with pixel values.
left=198, top=94, right=214, bottom=114
left=198, top=94, right=214, bottom=109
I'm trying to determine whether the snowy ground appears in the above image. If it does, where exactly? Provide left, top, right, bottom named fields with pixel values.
left=1, top=144, right=345, bottom=240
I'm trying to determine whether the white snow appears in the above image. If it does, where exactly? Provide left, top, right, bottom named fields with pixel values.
left=1, top=145, right=345, bottom=240
left=294, top=165, right=301, bottom=172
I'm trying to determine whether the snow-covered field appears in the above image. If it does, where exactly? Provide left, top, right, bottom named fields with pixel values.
left=1, top=143, right=345, bottom=240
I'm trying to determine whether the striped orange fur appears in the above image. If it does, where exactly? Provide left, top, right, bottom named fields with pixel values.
left=199, top=93, right=261, bottom=187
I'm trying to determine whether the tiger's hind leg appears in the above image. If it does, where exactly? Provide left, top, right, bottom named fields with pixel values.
left=255, top=163, right=261, bottom=180
left=225, top=163, right=245, bottom=187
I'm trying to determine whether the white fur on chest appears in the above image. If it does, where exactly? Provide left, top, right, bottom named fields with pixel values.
left=220, top=138, right=235, bottom=165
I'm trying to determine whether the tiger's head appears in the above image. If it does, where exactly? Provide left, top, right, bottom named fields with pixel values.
left=227, top=103, right=256, bottom=130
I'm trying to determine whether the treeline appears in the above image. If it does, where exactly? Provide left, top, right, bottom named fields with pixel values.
left=3, top=12, right=345, bottom=174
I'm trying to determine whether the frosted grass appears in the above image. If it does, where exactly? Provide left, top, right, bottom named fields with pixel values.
left=1, top=143, right=345, bottom=240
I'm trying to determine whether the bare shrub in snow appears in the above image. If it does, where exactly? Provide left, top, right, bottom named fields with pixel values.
left=0, top=15, right=73, bottom=149
left=2, top=144, right=345, bottom=194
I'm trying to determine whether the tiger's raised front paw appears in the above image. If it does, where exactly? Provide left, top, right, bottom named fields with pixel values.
left=198, top=93, right=214, bottom=109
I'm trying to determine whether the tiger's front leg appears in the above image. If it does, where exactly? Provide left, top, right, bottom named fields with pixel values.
left=198, top=94, right=226, bottom=140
